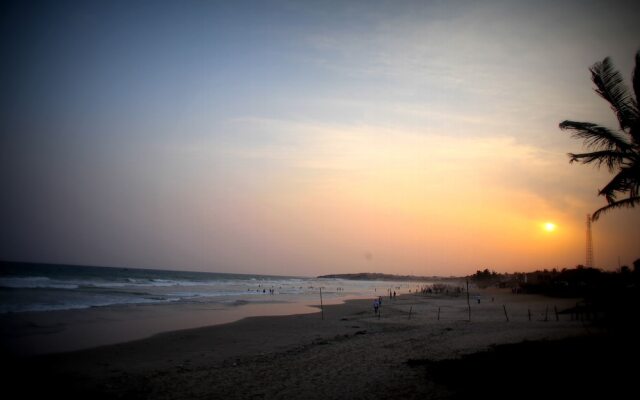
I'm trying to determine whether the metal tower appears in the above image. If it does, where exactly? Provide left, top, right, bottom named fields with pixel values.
left=586, top=214, right=594, bottom=267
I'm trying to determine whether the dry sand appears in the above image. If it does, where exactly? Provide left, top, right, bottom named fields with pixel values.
left=5, top=288, right=595, bottom=399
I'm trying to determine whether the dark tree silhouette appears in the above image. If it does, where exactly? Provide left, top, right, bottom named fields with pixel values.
left=559, top=51, right=640, bottom=220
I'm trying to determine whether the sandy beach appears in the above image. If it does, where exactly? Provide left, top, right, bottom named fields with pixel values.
left=4, top=287, right=608, bottom=399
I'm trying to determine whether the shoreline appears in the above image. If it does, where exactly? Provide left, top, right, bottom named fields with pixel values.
left=1, top=292, right=379, bottom=357
left=4, top=288, right=596, bottom=399
left=0, top=273, right=442, bottom=356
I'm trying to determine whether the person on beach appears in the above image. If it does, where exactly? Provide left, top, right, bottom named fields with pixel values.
left=373, top=299, right=379, bottom=314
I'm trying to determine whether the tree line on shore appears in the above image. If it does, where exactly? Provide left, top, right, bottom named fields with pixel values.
left=470, top=261, right=640, bottom=330
left=470, top=260, right=639, bottom=295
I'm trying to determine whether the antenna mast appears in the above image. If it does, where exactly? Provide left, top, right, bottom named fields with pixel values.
left=586, top=214, right=594, bottom=267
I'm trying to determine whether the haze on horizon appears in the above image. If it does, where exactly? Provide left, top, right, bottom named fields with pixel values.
left=1, top=0, right=639, bottom=277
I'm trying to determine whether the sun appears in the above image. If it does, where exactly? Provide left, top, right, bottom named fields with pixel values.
left=543, top=222, right=557, bottom=232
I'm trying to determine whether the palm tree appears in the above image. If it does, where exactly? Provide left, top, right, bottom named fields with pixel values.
left=559, top=51, right=640, bottom=221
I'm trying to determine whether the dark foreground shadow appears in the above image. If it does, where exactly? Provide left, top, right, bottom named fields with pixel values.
left=408, top=333, right=638, bottom=400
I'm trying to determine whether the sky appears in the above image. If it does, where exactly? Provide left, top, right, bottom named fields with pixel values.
left=1, top=0, right=639, bottom=277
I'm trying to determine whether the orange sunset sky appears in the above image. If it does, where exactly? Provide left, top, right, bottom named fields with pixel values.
left=1, top=0, right=639, bottom=276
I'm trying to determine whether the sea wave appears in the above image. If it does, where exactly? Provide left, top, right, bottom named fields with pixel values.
left=0, top=293, right=181, bottom=314
left=83, top=277, right=258, bottom=289
left=167, top=290, right=264, bottom=299
left=0, top=276, right=230, bottom=290
left=0, top=277, right=79, bottom=290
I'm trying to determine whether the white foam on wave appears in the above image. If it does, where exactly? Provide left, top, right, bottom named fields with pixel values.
left=0, top=302, right=94, bottom=313
left=83, top=278, right=230, bottom=289
left=0, top=293, right=183, bottom=314
left=167, top=290, right=264, bottom=299
left=0, top=277, right=79, bottom=290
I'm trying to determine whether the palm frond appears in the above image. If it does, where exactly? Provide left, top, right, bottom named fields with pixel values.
left=590, top=57, right=638, bottom=131
left=561, top=52, right=640, bottom=222
left=567, top=149, right=628, bottom=172
left=598, top=166, right=640, bottom=199
left=631, top=50, right=640, bottom=143
left=592, top=196, right=640, bottom=221
left=633, top=51, right=640, bottom=110
left=559, top=120, right=632, bottom=151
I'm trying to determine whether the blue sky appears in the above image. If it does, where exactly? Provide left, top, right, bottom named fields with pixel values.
left=2, top=0, right=639, bottom=276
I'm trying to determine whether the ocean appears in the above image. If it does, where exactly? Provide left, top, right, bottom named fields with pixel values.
left=0, top=262, right=418, bottom=314
left=0, top=262, right=430, bottom=355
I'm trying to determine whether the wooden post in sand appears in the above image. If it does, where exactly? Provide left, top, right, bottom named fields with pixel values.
left=503, top=305, right=509, bottom=322
left=466, top=279, right=471, bottom=322
left=544, top=306, right=549, bottom=322
left=319, top=287, right=324, bottom=320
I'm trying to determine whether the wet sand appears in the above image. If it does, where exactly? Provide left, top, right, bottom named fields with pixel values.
left=1, top=298, right=323, bottom=356
left=4, top=288, right=596, bottom=399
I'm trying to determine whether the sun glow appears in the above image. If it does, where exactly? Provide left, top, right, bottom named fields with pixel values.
left=543, top=222, right=557, bottom=232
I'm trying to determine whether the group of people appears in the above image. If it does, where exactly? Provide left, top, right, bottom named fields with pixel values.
left=249, top=287, right=277, bottom=294
left=373, top=290, right=398, bottom=314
